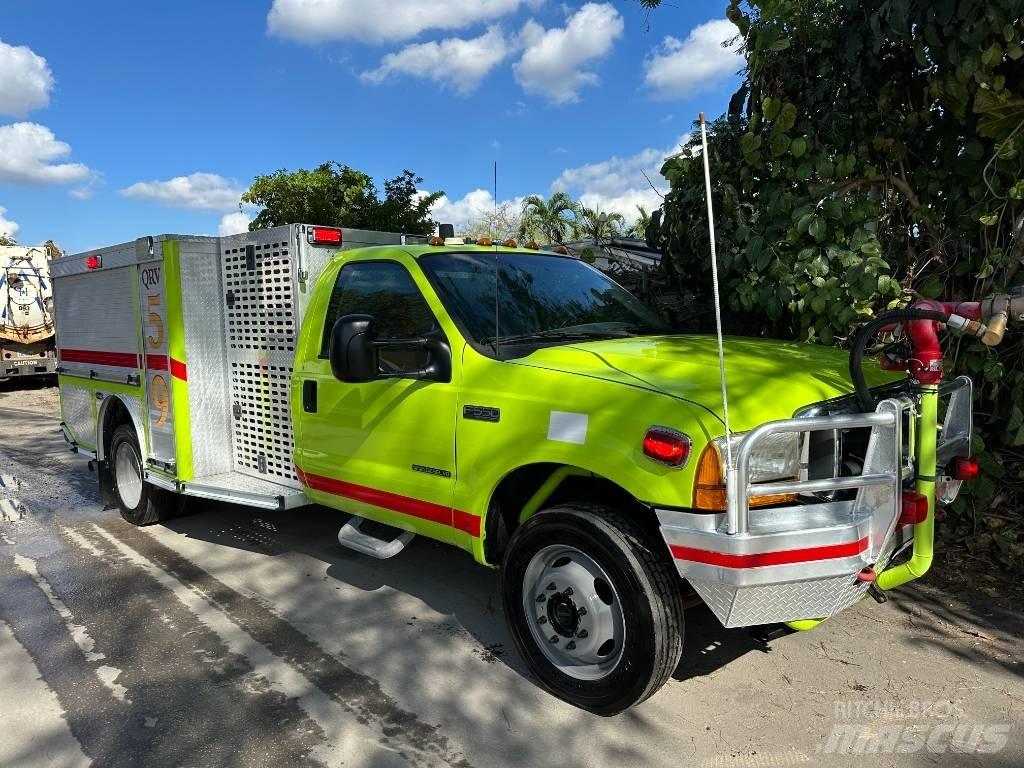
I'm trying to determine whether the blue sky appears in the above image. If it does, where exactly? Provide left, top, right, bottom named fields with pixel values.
left=0, top=1, right=742, bottom=252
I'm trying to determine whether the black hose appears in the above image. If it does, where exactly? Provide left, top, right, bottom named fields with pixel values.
left=850, top=309, right=951, bottom=412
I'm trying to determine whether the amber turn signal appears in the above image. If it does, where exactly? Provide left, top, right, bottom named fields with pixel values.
left=692, top=444, right=797, bottom=511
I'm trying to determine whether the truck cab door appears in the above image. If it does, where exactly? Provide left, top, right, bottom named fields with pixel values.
left=294, top=259, right=462, bottom=542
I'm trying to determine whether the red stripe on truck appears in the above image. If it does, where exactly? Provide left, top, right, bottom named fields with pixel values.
left=296, top=467, right=481, bottom=537
left=170, top=358, right=188, bottom=381
left=61, top=349, right=140, bottom=368
left=145, top=355, right=188, bottom=381
left=669, top=537, right=869, bottom=568
left=61, top=349, right=188, bottom=380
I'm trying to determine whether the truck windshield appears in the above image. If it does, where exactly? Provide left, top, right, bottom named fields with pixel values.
left=420, top=251, right=670, bottom=349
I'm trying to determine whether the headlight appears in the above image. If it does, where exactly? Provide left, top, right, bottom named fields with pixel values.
left=712, top=431, right=801, bottom=483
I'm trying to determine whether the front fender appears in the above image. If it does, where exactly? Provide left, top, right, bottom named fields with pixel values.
left=454, top=351, right=723, bottom=564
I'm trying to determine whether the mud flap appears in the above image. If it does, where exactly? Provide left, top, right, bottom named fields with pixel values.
left=93, top=459, right=118, bottom=509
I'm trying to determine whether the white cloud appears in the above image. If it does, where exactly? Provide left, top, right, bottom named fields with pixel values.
left=0, top=206, right=19, bottom=239
left=577, top=188, right=664, bottom=220
left=551, top=134, right=687, bottom=219
left=360, top=27, right=513, bottom=94
left=431, top=189, right=500, bottom=230
left=0, top=39, right=53, bottom=117
left=644, top=19, right=742, bottom=100
left=69, top=172, right=104, bottom=201
left=219, top=211, right=253, bottom=236
left=514, top=3, right=623, bottom=104
left=120, top=172, right=245, bottom=211
left=268, top=0, right=538, bottom=43
left=0, top=123, right=90, bottom=185
left=429, top=188, right=529, bottom=230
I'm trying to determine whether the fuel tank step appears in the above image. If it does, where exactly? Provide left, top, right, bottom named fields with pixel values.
left=337, top=516, right=415, bottom=559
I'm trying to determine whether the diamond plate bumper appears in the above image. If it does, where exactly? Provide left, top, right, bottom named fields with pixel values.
left=659, top=398, right=909, bottom=628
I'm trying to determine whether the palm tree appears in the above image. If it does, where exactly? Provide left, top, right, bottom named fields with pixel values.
left=575, top=205, right=626, bottom=241
left=519, top=192, right=577, bottom=244
left=625, top=205, right=652, bottom=239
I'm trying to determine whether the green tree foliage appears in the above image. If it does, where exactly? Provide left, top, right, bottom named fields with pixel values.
left=461, top=201, right=525, bottom=242
left=575, top=205, right=626, bottom=240
left=519, top=192, right=578, bottom=243
left=241, top=162, right=442, bottom=236
left=647, top=0, right=1024, bottom=577
left=625, top=205, right=653, bottom=239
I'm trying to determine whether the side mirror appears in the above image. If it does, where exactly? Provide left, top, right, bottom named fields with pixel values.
left=329, top=314, right=379, bottom=382
left=329, top=314, right=453, bottom=384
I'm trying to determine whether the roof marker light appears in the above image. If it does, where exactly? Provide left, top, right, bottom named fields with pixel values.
left=86, top=255, right=102, bottom=270
left=477, top=237, right=493, bottom=246
left=502, top=239, right=518, bottom=248
left=524, top=240, right=540, bottom=250
left=552, top=246, right=569, bottom=255
left=428, top=236, right=445, bottom=246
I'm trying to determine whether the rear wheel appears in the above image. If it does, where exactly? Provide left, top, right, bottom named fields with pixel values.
left=502, top=503, right=684, bottom=715
left=109, top=424, right=176, bottom=526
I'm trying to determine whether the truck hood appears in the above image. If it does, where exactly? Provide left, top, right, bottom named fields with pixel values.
left=511, top=335, right=900, bottom=430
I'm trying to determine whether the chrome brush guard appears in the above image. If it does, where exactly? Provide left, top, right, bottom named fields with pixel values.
left=657, top=379, right=973, bottom=628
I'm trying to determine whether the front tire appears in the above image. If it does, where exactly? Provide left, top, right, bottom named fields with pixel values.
left=502, top=503, right=684, bottom=715
left=109, top=424, right=176, bottom=526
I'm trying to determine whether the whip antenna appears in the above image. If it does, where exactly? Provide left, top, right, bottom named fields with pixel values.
left=699, top=112, right=734, bottom=478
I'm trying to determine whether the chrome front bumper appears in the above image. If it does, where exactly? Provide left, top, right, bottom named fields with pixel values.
left=659, top=378, right=972, bottom=628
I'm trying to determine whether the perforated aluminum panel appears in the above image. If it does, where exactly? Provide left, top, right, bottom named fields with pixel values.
left=218, top=226, right=406, bottom=489
left=61, top=385, right=94, bottom=447
left=689, top=575, right=871, bottom=628
left=221, top=229, right=300, bottom=487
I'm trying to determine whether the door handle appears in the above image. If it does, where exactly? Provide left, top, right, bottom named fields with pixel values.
left=303, top=380, right=318, bottom=413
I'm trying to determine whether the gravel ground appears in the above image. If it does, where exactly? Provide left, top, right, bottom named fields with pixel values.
left=0, top=380, right=1021, bottom=768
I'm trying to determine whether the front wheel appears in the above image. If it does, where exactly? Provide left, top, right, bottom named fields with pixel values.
left=109, top=424, right=177, bottom=526
left=502, top=503, right=684, bottom=715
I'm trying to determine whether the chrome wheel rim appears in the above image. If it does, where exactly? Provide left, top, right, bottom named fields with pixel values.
left=115, top=441, right=143, bottom=510
left=521, top=544, right=625, bottom=681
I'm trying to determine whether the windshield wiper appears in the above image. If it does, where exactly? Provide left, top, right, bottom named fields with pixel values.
left=480, top=328, right=630, bottom=345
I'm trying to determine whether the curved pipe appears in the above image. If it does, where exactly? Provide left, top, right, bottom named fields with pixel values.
left=850, top=308, right=950, bottom=411
left=877, top=386, right=939, bottom=590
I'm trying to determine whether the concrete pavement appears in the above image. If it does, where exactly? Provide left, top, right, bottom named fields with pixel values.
left=0, top=382, right=1021, bottom=768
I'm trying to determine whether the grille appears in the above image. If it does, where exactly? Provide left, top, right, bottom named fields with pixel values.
left=222, top=236, right=299, bottom=486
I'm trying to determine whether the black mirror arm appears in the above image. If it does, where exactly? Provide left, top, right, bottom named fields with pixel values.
left=370, top=334, right=452, bottom=383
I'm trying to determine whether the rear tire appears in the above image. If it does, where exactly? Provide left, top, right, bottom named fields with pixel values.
left=502, top=503, right=684, bottom=715
left=109, top=424, right=176, bottom=526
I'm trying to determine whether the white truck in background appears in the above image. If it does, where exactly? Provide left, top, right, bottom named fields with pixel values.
left=1, top=242, right=59, bottom=382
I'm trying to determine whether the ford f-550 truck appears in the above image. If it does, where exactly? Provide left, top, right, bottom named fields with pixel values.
left=52, top=224, right=1018, bottom=714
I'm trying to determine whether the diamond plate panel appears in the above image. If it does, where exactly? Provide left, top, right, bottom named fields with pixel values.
left=690, top=575, right=871, bottom=628
left=180, top=240, right=234, bottom=478
left=61, top=386, right=94, bottom=447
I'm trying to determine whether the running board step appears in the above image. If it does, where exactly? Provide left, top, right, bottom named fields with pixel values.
left=337, top=516, right=415, bottom=559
